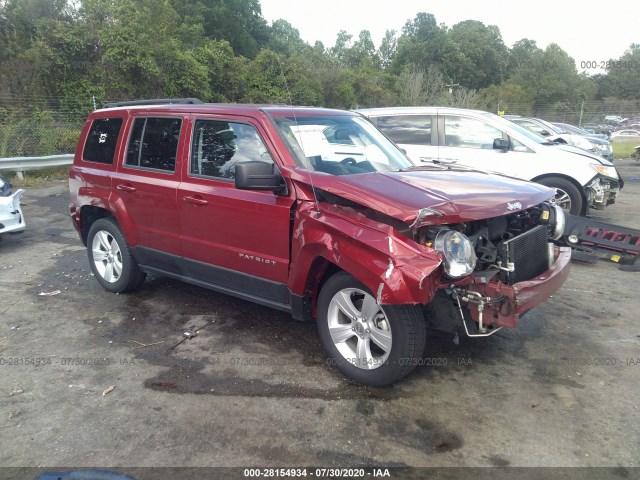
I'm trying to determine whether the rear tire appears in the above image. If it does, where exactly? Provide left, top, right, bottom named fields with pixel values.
left=317, top=272, right=426, bottom=386
left=538, top=177, right=584, bottom=216
left=87, top=218, right=146, bottom=293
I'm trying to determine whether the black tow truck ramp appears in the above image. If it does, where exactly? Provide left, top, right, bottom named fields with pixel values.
left=562, top=214, right=640, bottom=270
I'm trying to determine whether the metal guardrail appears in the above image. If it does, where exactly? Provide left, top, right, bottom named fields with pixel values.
left=0, top=154, right=74, bottom=178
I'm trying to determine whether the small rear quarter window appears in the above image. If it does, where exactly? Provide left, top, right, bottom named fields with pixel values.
left=83, top=118, right=123, bottom=164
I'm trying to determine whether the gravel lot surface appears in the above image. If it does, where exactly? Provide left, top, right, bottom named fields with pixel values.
left=0, top=159, right=639, bottom=474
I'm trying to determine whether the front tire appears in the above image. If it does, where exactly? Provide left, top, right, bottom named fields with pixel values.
left=87, top=218, right=146, bottom=293
left=317, top=272, right=426, bottom=386
left=538, top=177, right=584, bottom=216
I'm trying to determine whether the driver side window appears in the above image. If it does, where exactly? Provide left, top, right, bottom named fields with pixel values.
left=444, top=116, right=504, bottom=150
left=190, top=119, right=273, bottom=180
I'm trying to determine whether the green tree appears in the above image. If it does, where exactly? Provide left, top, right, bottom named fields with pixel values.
left=448, top=20, right=509, bottom=89
left=391, top=12, right=459, bottom=78
left=79, top=0, right=209, bottom=99
left=267, top=19, right=308, bottom=56
left=378, top=30, right=397, bottom=70
left=193, top=39, right=238, bottom=101
left=508, top=38, right=542, bottom=74
left=241, top=49, right=322, bottom=105
left=601, top=44, right=640, bottom=99
left=346, top=30, right=378, bottom=68
left=478, top=82, right=535, bottom=114
left=508, top=43, right=589, bottom=108
left=329, top=30, right=353, bottom=64
left=170, top=0, right=270, bottom=58
left=0, top=0, right=76, bottom=99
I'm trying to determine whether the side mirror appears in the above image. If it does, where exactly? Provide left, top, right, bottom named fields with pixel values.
left=540, top=130, right=551, bottom=136
left=493, top=138, right=510, bottom=151
left=235, top=161, right=288, bottom=195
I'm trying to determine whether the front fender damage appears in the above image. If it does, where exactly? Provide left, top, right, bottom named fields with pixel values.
left=287, top=201, right=442, bottom=308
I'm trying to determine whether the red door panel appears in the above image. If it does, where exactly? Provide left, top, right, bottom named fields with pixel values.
left=112, top=116, right=186, bottom=256
left=178, top=116, right=294, bottom=284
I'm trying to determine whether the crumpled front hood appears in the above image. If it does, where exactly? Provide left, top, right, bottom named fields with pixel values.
left=289, top=168, right=555, bottom=225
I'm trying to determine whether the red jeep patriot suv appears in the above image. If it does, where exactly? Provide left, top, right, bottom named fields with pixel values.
left=69, top=99, right=571, bottom=386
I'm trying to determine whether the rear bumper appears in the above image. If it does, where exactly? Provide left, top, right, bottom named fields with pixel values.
left=466, top=246, right=572, bottom=328
left=0, top=189, right=26, bottom=235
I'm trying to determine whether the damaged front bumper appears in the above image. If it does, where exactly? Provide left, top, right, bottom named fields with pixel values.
left=587, top=176, right=621, bottom=210
left=453, top=246, right=571, bottom=332
left=0, top=189, right=26, bottom=235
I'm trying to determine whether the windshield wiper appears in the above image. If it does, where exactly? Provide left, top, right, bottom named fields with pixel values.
left=401, top=164, right=449, bottom=172
left=402, top=163, right=496, bottom=176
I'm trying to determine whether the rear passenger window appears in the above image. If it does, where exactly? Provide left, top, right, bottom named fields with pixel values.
left=190, top=119, right=273, bottom=180
left=125, top=117, right=182, bottom=172
left=83, top=118, right=123, bottom=164
left=377, top=115, right=432, bottom=145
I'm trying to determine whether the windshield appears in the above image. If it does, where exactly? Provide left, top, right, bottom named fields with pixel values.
left=271, top=114, right=413, bottom=175
left=559, top=123, right=590, bottom=135
left=479, top=112, right=549, bottom=144
left=537, top=118, right=564, bottom=135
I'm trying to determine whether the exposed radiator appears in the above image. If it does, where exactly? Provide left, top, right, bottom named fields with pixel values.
left=499, top=225, right=549, bottom=284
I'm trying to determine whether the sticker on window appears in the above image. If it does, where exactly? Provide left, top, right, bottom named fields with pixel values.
left=290, top=125, right=332, bottom=157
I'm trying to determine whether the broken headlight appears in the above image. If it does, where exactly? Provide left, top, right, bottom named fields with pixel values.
left=434, top=230, right=477, bottom=279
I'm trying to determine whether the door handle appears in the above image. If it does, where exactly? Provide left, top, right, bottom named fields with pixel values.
left=116, top=184, right=136, bottom=193
left=183, top=195, right=209, bottom=206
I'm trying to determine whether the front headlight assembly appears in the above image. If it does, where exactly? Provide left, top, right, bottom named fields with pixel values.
left=434, top=230, right=477, bottom=278
left=590, top=164, right=619, bottom=179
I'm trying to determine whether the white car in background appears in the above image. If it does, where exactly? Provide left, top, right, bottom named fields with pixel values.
left=505, top=115, right=598, bottom=154
left=611, top=129, right=640, bottom=140
left=356, top=107, right=623, bottom=216
left=0, top=175, right=26, bottom=238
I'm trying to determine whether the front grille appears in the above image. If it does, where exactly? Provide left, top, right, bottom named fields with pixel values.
left=499, top=225, right=549, bottom=284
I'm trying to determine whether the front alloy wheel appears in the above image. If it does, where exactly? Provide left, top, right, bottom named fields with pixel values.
left=327, top=287, right=393, bottom=370
left=317, top=272, right=426, bottom=386
left=553, top=188, right=573, bottom=212
left=538, top=177, right=584, bottom=216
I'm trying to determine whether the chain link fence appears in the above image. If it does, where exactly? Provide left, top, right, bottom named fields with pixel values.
left=490, top=99, right=640, bottom=129
left=2, top=96, right=640, bottom=158
left=0, top=96, right=91, bottom=158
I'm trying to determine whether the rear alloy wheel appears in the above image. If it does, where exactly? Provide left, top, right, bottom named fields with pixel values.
left=87, top=218, right=146, bottom=293
left=317, top=272, right=426, bottom=386
left=538, top=177, right=583, bottom=216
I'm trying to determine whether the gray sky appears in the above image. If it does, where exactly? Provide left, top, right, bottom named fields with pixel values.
left=260, top=0, right=639, bottom=75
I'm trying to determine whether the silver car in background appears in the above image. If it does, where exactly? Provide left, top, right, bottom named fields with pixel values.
left=552, top=122, right=613, bottom=161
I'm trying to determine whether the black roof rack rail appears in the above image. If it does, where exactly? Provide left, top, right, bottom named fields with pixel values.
left=104, top=98, right=204, bottom=108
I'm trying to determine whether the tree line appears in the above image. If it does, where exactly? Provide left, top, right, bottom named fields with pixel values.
left=1, top=0, right=639, bottom=123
